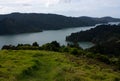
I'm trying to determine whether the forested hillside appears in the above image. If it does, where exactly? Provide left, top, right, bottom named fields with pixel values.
left=66, top=24, right=120, bottom=43
left=66, top=24, right=120, bottom=56
left=0, top=13, right=120, bottom=35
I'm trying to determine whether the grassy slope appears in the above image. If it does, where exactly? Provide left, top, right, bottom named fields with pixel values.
left=0, top=50, right=119, bottom=81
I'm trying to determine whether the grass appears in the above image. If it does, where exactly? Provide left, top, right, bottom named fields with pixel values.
left=0, top=50, right=120, bottom=81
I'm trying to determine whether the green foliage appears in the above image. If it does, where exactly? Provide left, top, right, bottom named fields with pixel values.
left=41, top=41, right=60, bottom=51
left=1, top=41, right=120, bottom=80
left=2, top=41, right=120, bottom=70
left=96, top=54, right=110, bottom=64
left=2, top=41, right=61, bottom=51
left=66, top=24, right=120, bottom=43
left=66, top=24, right=120, bottom=56
left=60, top=46, right=69, bottom=52
left=32, top=42, right=39, bottom=47
left=0, top=50, right=119, bottom=81
left=70, top=48, right=79, bottom=55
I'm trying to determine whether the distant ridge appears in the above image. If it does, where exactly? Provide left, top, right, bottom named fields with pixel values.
left=0, top=13, right=120, bottom=35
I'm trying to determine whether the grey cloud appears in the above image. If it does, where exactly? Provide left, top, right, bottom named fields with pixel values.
left=0, top=0, right=120, bottom=18
left=22, top=4, right=32, bottom=6
left=61, top=0, right=71, bottom=3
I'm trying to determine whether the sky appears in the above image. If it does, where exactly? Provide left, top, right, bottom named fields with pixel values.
left=0, top=0, right=120, bottom=18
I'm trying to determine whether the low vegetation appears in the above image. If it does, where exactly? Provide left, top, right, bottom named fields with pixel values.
left=1, top=41, right=120, bottom=81
left=0, top=50, right=120, bottom=81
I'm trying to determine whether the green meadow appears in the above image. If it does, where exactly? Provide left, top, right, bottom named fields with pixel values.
left=0, top=50, right=120, bottom=81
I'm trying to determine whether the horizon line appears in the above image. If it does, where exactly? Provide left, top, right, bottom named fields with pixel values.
left=0, top=12, right=120, bottom=19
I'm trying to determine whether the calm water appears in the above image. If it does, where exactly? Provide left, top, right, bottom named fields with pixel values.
left=0, top=26, right=94, bottom=49
left=0, top=22, right=119, bottom=49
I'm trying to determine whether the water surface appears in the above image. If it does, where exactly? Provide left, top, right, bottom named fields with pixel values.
left=0, top=22, right=118, bottom=49
left=0, top=26, right=94, bottom=49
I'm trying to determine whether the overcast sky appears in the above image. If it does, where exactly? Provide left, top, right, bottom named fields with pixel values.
left=0, top=0, right=120, bottom=17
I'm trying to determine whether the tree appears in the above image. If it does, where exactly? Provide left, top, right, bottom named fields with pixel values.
left=41, top=41, right=60, bottom=51
left=51, top=41, right=60, bottom=48
left=32, top=42, right=39, bottom=47
left=70, top=48, right=79, bottom=55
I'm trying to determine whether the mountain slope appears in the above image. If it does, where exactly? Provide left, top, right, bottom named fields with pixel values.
left=0, top=13, right=120, bottom=35
left=0, top=50, right=119, bottom=81
left=66, top=24, right=120, bottom=56
left=66, top=24, right=120, bottom=43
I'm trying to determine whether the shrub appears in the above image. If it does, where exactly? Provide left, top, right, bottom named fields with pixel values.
left=70, top=48, right=79, bottom=55
left=60, top=46, right=69, bottom=52
left=41, top=41, right=60, bottom=51
left=96, top=54, right=110, bottom=64
left=32, top=42, right=39, bottom=47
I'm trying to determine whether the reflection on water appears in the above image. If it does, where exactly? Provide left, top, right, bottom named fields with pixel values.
left=0, top=26, right=94, bottom=49
left=0, top=22, right=119, bottom=49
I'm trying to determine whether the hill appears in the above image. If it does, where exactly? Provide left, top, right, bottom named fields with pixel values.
left=66, top=24, right=120, bottom=56
left=0, top=50, right=120, bottom=81
left=0, top=13, right=120, bottom=35
left=66, top=24, right=120, bottom=43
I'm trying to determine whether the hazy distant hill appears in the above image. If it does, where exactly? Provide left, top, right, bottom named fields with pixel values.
left=0, top=13, right=120, bottom=35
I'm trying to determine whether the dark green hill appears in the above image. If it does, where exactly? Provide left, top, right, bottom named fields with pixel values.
left=66, top=24, right=120, bottom=43
left=0, top=13, right=120, bottom=35
left=66, top=24, right=120, bottom=56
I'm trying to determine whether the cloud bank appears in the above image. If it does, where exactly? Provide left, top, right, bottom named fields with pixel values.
left=0, top=0, right=120, bottom=17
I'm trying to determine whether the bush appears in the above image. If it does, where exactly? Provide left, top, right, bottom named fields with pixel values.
left=96, top=54, right=110, bottom=64
left=41, top=41, right=60, bottom=51
left=60, top=46, right=69, bottom=52
left=32, top=42, right=39, bottom=47
left=2, top=45, right=16, bottom=50
left=70, top=48, right=79, bottom=55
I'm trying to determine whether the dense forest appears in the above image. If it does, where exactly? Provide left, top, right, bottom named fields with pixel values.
left=66, top=24, right=120, bottom=56
left=0, top=13, right=120, bottom=35
left=66, top=24, right=120, bottom=43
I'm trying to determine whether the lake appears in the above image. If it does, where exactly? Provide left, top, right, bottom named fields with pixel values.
left=0, top=26, right=95, bottom=49
left=0, top=22, right=119, bottom=49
